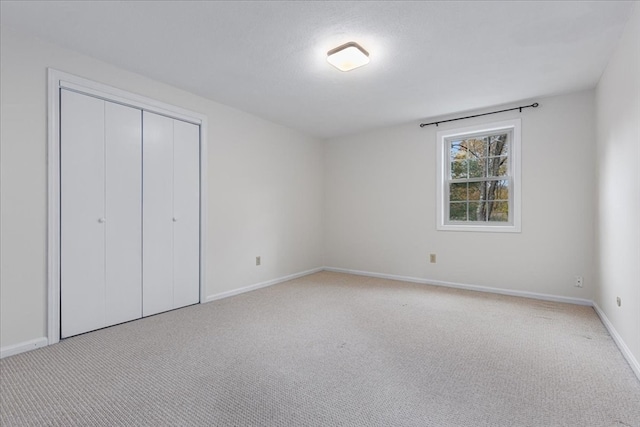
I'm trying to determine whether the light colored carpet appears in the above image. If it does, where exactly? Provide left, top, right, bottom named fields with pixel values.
left=1, top=271, right=639, bottom=426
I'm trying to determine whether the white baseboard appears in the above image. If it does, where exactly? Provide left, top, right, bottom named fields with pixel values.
left=323, top=267, right=593, bottom=306
left=592, top=302, right=640, bottom=381
left=5, top=269, right=637, bottom=385
left=205, top=267, right=324, bottom=303
left=0, top=337, right=48, bottom=359
left=1, top=268, right=323, bottom=359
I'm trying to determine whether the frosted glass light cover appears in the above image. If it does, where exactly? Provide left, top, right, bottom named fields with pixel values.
left=327, top=42, right=370, bottom=72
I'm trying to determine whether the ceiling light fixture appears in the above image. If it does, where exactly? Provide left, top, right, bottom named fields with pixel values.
left=327, top=42, right=370, bottom=72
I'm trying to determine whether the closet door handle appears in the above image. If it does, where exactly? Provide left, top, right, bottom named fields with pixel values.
left=98, top=218, right=106, bottom=223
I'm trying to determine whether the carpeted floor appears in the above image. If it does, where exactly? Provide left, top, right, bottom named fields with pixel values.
left=1, top=271, right=639, bottom=426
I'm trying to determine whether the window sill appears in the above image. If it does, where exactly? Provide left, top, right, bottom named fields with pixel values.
left=437, top=223, right=521, bottom=233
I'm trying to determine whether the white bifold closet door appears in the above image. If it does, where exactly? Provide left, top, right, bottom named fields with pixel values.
left=142, top=112, right=200, bottom=317
left=61, top=89, right=142, bottom=338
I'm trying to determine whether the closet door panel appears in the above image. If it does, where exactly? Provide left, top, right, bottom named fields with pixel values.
left=105, top=102, right=142, bottom=326
left=60, top=90, right=106, bottom=338
left=172, top=120, right=200, bottom=308
left=142, top=112, right=174, bottom=316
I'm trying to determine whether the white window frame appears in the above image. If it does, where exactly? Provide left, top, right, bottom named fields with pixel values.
left=436, top=118, right=521, bottom=233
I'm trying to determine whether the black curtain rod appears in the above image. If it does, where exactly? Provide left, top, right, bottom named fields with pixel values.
left=419, top=102, right=539, bottom=128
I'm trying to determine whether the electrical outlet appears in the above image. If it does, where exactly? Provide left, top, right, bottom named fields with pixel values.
left=574, top=276, right=583, bottom=288
left=429, top=253, right=436, bottom=263
left=617, top=297, right=621, bottom=307
left=256, top=256, right=261, bottom=266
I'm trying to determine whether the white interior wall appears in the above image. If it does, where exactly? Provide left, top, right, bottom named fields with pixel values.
left=324, top=90, right=596, bottom=300
left=595, top=5, right=640, bottom=371
left=0, top=27, right=324, bottom=349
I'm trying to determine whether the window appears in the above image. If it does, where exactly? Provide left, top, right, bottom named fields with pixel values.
left=436, top=119, right=521, bottom=232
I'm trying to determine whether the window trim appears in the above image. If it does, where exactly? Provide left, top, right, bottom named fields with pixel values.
left=436, top=118, right=521, bottom=233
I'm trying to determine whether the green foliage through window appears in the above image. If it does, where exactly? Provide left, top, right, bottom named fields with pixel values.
left=447, top=133, right=510, bottom=223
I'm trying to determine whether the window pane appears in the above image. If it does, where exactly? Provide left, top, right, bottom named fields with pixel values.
left=450, top=160, right=468, bottom=179
left=489, top=133, right=508, bottom=156
left=450, top=141, right=465, bottom=160
left=482, top=180, right=507, bottom=202
left=467, top=182, right=482, bottom=201
left=451, top=141, right=462, bottom=154
left=493, top=180, right=509, bottom=200
left=468, top=202, right=482, bottom=221
left=468, top=157, right=486, bottom=178
left=449, top=202, right=467, bottom=221
left=487, top=156, right=508, bottom=177
left=465, top=138, right=487, bottom=159
left=488, top=201, right=509, bottom=222
left=449, top=183, right=467, bottom=201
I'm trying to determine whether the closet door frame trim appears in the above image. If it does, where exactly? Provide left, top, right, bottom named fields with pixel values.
left=47, top=68, right=208, bottom=345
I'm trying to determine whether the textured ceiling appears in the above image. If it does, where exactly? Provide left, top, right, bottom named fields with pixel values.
left=1, top=1, right=634, bottom=139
